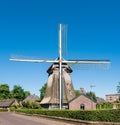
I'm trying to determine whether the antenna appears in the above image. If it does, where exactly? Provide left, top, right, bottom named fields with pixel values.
left=90, top=84, right=96, bottom=91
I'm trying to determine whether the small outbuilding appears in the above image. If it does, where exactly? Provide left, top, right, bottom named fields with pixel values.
left=23, top=94, right=40, bottom=102
left=0, top=99, right=18, bottom=110
left=68, top=94, right=96, bottom=110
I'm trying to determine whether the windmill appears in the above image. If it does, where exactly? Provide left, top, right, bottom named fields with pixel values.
left=10, top=24, right=110, bottom=109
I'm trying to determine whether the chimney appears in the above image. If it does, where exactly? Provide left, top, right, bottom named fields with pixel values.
left=80, top=88, right=85, bottom=94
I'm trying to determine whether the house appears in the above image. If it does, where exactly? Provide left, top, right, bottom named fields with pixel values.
left=96, top=97, right=105, bottom=104
left=0, top=99, right=18, bottom=110
left=106, top=94, right=120, bottom=102
left=68, top=94, right=96, bottom=110
left=23, top=94, right=40, bottom=102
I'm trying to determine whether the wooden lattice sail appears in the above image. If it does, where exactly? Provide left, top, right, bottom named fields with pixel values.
left=10, top=24, right=110, bottom=109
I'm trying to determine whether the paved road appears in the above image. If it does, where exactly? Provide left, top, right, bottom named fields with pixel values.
left=0, top=112, right=78, bottom=125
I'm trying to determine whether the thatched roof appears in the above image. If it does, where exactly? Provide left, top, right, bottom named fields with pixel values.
left=23, top=94, right=40, bottom=102
left=0, top=99, right=16, bottom=108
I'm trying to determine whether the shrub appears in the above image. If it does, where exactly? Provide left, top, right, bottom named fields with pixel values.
left=10, top=106, right=15, bottom=111
left=22, top=101, right=40, bottom=109
left=16, top=109, right=120, bottom=122
left=96, top=102, right=113, bottom=109
left=10, top=104, right=19, bottom=111
left=0, top=109, right=8, bottom=112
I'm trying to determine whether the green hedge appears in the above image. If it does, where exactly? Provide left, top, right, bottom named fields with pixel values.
left=16, top=109, right=120, bottom=122
left=96, top=102, right=113, bottom=109
left=0, top=109, right=8, bottom=112
left=22, top=102, right=40, bottom=109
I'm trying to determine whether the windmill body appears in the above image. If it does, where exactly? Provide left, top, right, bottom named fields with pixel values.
left=10, top=24, right=110, bottom=109
left=40, top=58, right=75, bottom=109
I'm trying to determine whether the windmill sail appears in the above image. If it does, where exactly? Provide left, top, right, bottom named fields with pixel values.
left=60, top=24, right=67, bottom=55
left=10, top=24, right=110, bottom=109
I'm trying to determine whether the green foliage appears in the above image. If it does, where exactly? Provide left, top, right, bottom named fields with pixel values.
left=86, top=91, right=97, bottom=102
left=22, top=101, right=39, bottom=109
left=96, top=102, right=113, bottom=109
left=24, top=91, right=30, bottom=98
left=74, top=90, right=80, bottom=96
left=10, top=106, right=16, bottom=111
left=32, top=102, right=40, bottom=109
left=39, top=83, right=47, bottom=100
left=11, top=85, right=26, bottom=101
left=22, top=101, right=31, bottom=108
left=0, top=84, right=10, bottom=99
left=10, top=104, right=19, bottom=111
left=0, top=84, right=30, bottom=101
left=0, top=109, right=8, bottom=112
left=16, top=109, right=120, bottom=122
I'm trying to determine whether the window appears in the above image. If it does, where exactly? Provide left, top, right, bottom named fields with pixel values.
left=80, top=104, right=85, bottom=110
left=109, top=96, right=112, bottom=101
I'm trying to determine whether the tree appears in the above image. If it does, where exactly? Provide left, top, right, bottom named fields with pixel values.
left=0, top=84, right=10, bottom=99
left=86, top=91, right=97, bottom=102
left=22, top=101, right=39, bottom=109
left=117, top=82, right=120, bottom=93
left=39, top=83, right=47, bottom=101
left=24, top=91, right=31, bottom=98
left=74, top=90, right=80, bottom=96
left=11, top=85, right=25, bottom=101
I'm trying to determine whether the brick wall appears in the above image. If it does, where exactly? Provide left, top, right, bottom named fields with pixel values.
left=69, top=95, right=96, bottom=110
left=106, top=94, right=120, bottom=102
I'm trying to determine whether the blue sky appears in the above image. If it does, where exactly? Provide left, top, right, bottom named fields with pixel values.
left=0, top=0, right=120, bottom=99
